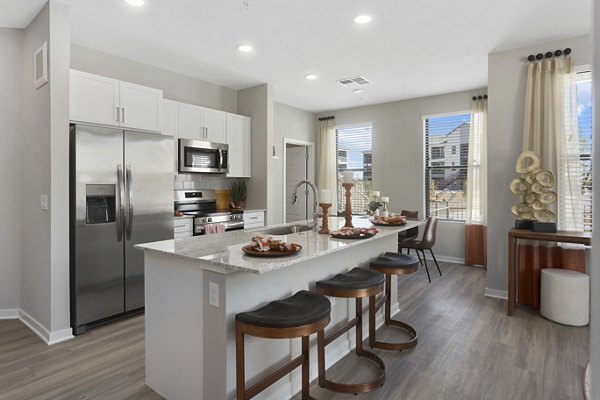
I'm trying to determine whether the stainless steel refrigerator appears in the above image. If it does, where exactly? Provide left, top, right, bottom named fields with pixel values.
left=70, top=124, right=173, bottom=335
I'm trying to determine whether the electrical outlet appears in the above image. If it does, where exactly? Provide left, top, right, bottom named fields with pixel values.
left=40, top=195, right=49, bottom=211
left=209, top=282, right=219, bottom=307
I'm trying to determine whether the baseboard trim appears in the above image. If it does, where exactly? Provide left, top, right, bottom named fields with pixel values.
left=0, top=309, right=19, bottom=319
left=485, top=288, right=508, bottom=300
left=18, top=310, right=74, bottom=345
left=427, top=254, right=463, bottom=264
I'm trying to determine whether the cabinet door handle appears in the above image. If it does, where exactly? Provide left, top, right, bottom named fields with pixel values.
left=122, top=107, right=125, bottom=123
left=116, top=107, right=120, bottom=122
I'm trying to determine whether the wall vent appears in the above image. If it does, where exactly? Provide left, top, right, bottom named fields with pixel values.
left=336, top=76, right=371, bottom=89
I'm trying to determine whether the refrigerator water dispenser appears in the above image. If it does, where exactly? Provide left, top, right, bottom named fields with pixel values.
left=86, top=184, right=116, bottom=224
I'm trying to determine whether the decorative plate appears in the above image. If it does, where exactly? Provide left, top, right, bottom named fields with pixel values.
left=370, top=220, right=406, bottom=226
left=330, top=232, right=375, bottom=240
left=242, top=244, right=302, bottom=257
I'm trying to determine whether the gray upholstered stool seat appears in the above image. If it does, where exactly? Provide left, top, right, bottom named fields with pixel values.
left=315, top=268, right=386, bottom=394
left=369, top=252, right=419, bottom=351
left=235, top=290, right=331, bottom=400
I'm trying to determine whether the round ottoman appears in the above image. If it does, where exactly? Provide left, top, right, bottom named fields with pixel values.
left=540, top=268, right=589, bottom=326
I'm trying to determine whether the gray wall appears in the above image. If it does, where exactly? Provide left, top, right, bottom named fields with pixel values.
left=272, top=102, right=316, bottom=224
left=318, top=89, right=484, bottom=261
left=71, top=44, right=237, bottom=113
left=237, top=84, right=274, bottom=223
left=486, top=34, right=592, bottom=295
left=20, top=2, right=52, bottom=329
left=0, top=29, right=23, bottom=314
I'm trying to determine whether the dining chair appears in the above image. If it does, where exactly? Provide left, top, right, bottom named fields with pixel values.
left=398, top=217, right=441, bottom=283
left=398, top=210, right=419, bottom=253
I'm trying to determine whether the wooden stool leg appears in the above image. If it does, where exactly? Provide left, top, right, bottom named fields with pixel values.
left=302, top=335, right=310, bottom=400
left=369, top=294, right=376, bottom=348
left=355, top=297, right=363, bottom=353
left=317, top=330, right=325, bottom=387
left=384, top=274, right=392, bottom=324
left=235, top=322, right=245, bottom=400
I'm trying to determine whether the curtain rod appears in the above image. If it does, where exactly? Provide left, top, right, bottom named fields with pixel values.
left=527, top=48, right=571, bottom=62
left=472, top=95, right=488, bottom=101
left=318, top=116, right=335, bottom=121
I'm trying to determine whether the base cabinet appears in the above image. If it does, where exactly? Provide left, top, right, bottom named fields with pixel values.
left=243, top=211, right=264, bottom=229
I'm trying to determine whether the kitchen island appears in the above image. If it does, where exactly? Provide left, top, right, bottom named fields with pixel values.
left=136, top=216, right=421, bottom=400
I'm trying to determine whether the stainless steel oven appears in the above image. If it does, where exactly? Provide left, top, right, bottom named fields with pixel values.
left=174, top=189, right=244, bottom=235
left=178, top=139, right=228, bottom=174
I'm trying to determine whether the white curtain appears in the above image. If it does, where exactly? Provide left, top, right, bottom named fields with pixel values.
left=522, top=56, right=583, bottom=231
left=317, top=119, right=337, bottom=215
left=466, top=98, right=488, bottom=224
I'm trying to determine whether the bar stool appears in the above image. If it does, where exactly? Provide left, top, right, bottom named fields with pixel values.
left=235, top=290, right=331, bottom=400
left=369, top=252, right=419, bottom=351
left=316, top=267, right=386, bottom=394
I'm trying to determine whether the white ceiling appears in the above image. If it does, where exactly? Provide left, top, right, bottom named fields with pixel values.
left=2, top=0, right=592, bottom=112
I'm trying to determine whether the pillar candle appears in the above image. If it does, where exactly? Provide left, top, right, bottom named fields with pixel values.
left=320, top=189, right=331, bottom=204
left=343, top=171, right=354, bottom=183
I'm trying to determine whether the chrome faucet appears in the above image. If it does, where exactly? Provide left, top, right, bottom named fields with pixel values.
left=291, top=180, right=319, bottom=230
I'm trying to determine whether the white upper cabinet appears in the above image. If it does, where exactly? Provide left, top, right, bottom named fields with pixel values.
left=178, top=103, right=226, bottom=143
left=178, top=103, right=204, bottom=140
left=70, top=70, right=119, bottom=126
left=201, top=107, right=226, bottom=143
left=162, top=99, right=179, bottom=137
left=69, top=69, right=163, bottom=132
left=226, top=113, right=251, bottom=178
left=119, top=81, right=163, bottom=132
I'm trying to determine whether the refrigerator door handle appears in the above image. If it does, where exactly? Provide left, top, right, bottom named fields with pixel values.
left=126, top=165, right=134, bottom=240
left=217, top=148, right=223, bottom=171
left=117, top=164, right=125, bottom=241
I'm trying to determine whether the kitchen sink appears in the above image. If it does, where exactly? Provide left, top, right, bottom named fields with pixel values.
left=262, top=224, right=313, bottom=235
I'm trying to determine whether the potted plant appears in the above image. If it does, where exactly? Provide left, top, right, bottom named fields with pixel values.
left=230, top=181, right=247, bottom=209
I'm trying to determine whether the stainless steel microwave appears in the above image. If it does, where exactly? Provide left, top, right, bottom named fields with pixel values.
left=178, top=139, right=228, bottom=174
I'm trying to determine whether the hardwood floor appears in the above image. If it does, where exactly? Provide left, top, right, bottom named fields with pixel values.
left=0, top=262, right=588, bottom=400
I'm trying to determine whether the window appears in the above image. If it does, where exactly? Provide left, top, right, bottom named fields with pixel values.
left=575, top=71, right=593, bottom=232
left=336, top=124, right=372, bottom=214
left=424, top=113, right=471, bottom=221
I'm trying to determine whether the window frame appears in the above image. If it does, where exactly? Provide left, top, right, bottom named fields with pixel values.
left=422, top=111, right=471, bottom=222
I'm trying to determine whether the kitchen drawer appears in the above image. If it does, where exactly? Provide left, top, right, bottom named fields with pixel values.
left=243, top=211, right=264, bottom=228
left=174, top=218, right=193, bottom=234
left=174, top=230, right=193, bottom=239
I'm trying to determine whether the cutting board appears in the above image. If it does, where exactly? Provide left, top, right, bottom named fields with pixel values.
left=215, top=189, right=232, bottom=210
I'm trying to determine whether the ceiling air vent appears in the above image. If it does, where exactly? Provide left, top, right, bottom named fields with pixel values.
left=337, top=76, right=371, bottom=89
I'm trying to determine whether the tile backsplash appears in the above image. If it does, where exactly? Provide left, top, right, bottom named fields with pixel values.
left=174, top=174, right=236, bottom=190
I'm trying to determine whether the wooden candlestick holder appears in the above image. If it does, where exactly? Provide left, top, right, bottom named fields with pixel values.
left=342, top=183, right=354, bottom=228
left=319, top=203, right=332, bottom=234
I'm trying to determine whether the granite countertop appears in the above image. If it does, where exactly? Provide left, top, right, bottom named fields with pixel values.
left=136, top=217, right=421, bottom=274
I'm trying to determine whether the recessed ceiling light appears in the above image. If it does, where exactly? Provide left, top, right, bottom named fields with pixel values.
left=305, top=74, right=318, bottom=80
left=238, top=45, right=253, bottom=53
left=125, top=0, right=144, bottom=6
left=353, top=89, right=364, bottom=94
left=354, top=14, right=372, bottom=24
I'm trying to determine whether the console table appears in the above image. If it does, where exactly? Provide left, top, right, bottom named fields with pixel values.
left=507, top=229, right=591, bottom=316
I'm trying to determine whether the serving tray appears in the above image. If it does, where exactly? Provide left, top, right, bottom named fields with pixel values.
left=330, top=232, right=375, bottom=240
left=369, top=220, right=406, bottom=226
left=242, top=244, right=302, bottom=257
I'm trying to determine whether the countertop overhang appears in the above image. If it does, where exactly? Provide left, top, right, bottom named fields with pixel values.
left=136, top=216, right=421, bottom=274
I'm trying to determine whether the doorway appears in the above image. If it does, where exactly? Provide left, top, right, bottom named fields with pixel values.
left=283, top=139, right=315, bottom=223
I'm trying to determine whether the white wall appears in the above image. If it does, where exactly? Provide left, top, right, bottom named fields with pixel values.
left=318, top=89, right=484, bottom=261
left=272, top=102, right=316, bottom=224
left=590, top=3, right=599, bottom=395
left=0, top=29, right=23, bottom=315
left=71, top=44, right=237, bottom=113
left=237, top=84, right=274, bottom=222
left=486, top=35, right=592, bottom=295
